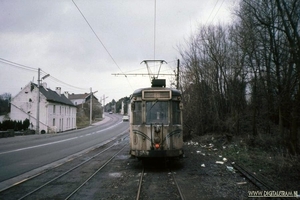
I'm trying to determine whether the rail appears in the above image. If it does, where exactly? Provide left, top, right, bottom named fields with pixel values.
left=0, top=135, right=128, bottom=200
left=136, top=163, right=185, bottom=200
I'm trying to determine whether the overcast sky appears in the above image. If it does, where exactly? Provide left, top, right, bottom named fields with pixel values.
left=0, top=0, right=237, bottom=103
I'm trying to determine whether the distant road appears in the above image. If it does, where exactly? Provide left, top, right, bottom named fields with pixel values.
left=0, top=113, right=129, bottom=182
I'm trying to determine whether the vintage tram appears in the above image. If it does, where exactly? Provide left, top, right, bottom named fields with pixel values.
left=129, top=79, right=184, bottom=158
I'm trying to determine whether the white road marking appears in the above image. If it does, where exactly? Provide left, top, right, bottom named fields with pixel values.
left=0, top=121, right=123, bottom=155
left=0, top=137, right=78, bottom=155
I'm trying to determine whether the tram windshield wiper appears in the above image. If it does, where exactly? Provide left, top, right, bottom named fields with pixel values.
left=146, top=100, right=158, bottom=124
left=148, top=99, right=158, bottom=112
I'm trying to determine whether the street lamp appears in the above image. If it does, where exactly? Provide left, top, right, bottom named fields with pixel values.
left=42, top=74, right=50, bottom=80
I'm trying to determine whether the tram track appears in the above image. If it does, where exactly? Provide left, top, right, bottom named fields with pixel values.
left=65, top=145, right=127, bottom=200
left=136, top=160, right=185, bottom=200
left=233, top=162, right=272, bottom=191
left=232, top=161, right=286, bottom=199
left=0, top=134, right=128, bottom=200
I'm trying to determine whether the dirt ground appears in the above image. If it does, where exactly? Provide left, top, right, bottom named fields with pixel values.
left=90, top=136, right=258, bottom=200
left=88, top=134, right=300, bottom=199
left=67, top=136, right=257, bottom=200
left=176, top=137, right=256, bottom=199
left=183, top=133, right=300, bottom=197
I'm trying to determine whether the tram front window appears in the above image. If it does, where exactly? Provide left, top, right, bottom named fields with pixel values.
left=146, top=101, right=168, bottom=125
left=132, top=101, right=142, bottom=125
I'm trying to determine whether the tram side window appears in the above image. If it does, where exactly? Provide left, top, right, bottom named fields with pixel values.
left=132, top=101, right=142, bottom=125
left=172, top=101, right=181, bottom=125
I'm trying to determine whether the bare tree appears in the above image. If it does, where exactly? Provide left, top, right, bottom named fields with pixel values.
left=179, top=0, right=299, bottom=154
left=237, top=0, right=300, bottom=153
left=179, top=24, right=247, bottom=136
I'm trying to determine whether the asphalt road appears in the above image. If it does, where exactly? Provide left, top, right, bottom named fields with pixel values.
left=0, top=113, right=129, bottom=182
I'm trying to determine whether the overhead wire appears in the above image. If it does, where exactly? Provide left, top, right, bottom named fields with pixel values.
left=0, top=57, right=38, bottom=72
left=40, top=69, right=89, bottom=91
left=71, top=0, right=133, bottom=90
left=210, top=0, right=226, bottom=23
left=0, top=57, right=90, bottom=92
left=122, top=67, right=148, bottom=73
left=204, top=0, right=219, bottom=26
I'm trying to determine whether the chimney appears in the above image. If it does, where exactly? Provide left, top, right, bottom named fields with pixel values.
left=42, top=82, right=47, bottom=89
left=64, top=91, right=69, bottom=99
left=56, top=87, right=61, bottom=96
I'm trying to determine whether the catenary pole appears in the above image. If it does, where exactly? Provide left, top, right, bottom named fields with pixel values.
left=177, top=59, right=180, bottom=89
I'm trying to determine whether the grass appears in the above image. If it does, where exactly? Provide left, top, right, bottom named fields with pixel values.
left=188, top=131, right=299, bottom=190
left=76, top=116, right=102, bottom=129
left=220, top=133, right=300, bottom=190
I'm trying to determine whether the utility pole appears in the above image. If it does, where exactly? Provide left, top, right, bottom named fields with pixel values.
left=36, top=68, right=40, bottom=134
left=90, top=88, right=98, bottom=125
left=90, top=87, right=92, bottom=125
left=102, top=94, right=108, bottom=119
left=177, top=59, right=180, bottom=89
left=36, top=70, right=49, bottom=134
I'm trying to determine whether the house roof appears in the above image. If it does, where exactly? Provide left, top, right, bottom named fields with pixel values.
left=68, top=93, right=90, bottom=100
left=32, top=83, right=75, bottom=107
left=69, top=93, right=98, bottom=101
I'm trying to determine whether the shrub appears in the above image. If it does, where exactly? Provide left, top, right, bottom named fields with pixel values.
left=0, top=118, right=31, bottom=131
left=23, top=119, right=30, bottom=130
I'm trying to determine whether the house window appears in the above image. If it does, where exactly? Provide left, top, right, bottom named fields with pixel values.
left=53, top=105, right=56, bottom=114
left=53, top=118, right=55, bottom=126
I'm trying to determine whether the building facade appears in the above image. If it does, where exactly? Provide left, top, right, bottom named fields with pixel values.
left=10, top=82, right=77, bottom=133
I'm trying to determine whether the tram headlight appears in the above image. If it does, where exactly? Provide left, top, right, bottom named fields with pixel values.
left=155, top=143, right=160, bottom=149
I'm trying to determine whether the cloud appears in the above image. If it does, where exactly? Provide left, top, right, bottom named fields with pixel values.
left=0, top=0, right=235, bottom=102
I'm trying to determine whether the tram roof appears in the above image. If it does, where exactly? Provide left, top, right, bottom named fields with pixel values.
left=131, top=87, right=181, bottom=98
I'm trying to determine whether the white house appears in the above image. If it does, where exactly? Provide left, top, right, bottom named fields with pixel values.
left=68, top=93, right=90, bottom=106
left=68, top=93, right=99, bottom=106
left=121, top=100, right=131, bottom=115
left=68, top=93, right=102, bottom=119
left=10, top=82, right=77, bottom=133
